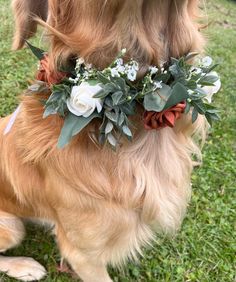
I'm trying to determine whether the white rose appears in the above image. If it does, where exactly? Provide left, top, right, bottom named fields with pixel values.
left=67, top=82, right=103, bottom=117
left=202, top=72, right=221, bottom=103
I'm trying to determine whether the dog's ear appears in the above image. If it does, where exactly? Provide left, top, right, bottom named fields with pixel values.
left=12, top=0, right=48, bottom=50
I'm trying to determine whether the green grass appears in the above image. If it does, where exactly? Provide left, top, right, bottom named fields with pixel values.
left=0, top=0, right=235, bottom=281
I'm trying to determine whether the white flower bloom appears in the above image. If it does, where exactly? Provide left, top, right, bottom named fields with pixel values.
left=127, top=68, right=137, bottom=81
left=67, top=82, right=103, bottom=117
left=117, top=65, right=125, bottom=74
left=154, top=81, right=163, bottom=89
left=202, top=72, right=221, bottom=103
left=83, top=71, right=89, bottom=79
left=75, top=58, right=85, bottom=71
left=115, top=58, right=123, bottom=66
left=110, top=68, right=120, bottom=77
left=149, top=66, right=158, bottom=75
left=121, top=48, right=127, bottom=55
left=202, top=56, right=213, bottom=67
left=131, top=60, right=139, bottom=71
left=69, top=77, right=76, bottom=83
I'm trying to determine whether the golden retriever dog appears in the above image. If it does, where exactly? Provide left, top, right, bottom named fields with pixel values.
left=0, top=0, right=206, bottom=281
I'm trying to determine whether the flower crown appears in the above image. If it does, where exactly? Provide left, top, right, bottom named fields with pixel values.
left=27, top=43, right=221, bottom=149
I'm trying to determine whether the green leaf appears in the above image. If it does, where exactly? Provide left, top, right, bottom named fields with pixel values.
left=105, top=111, right=118, bottom=123
left=43, top=105, right=58, bottom=118
left=199, top=74, right=219, bottom=85
left=169, top=63, right=185, bottom=79
left=144, top=84, right=171, bottom=112
left=164, top=83, right=189, bottom=110
left=120, top=101, right=136, bottom=115
left=93, top=89, right=110, bottom=99
left=107, top=133, right=117, bottom=148
left=192, top=107, right=199, bottom=123
left=105, top=121, right=114, bottom=134
left=87, top=80, right=99, bottom=86
left=118, top=112, right=125, bottom=126
left=192, top=100, right=206, bottom=114
left=112, top=91, right=124, bottom=105
left=202, top=64, right=219, bottom=74
left=206, top=111, right=220, bottom=121
left=154, top=72, right=171, bottom=84
left=184, top=102, right=191, bottom=114
left=195, top=87, right=207, bottom=96
left=104, top=82, right=118, bottom=93
left=122, top=125, right=132, bottom=138
left=186, top=80, right=197, bottom=90
left=205, top=113, right=213, bottom=126
left=26, top=41, right=45, bottom=60
left=97, top=72, right=111, bottom=84
left=111, top=77, right=127, bottom=91
left=58, top=112, right=101, bottom=148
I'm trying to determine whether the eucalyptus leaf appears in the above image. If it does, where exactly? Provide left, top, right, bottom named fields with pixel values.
left=107, top=133, right=117, bottom=148
left=205, top=113, right=213, bottom=126
left=111, top=77, right=127, bottom=91
left=112, top=91, right=124, bottom=105
left=58, top=112, right=101, bottom=148
left=192, top=107, right=199, bottom=123
left=169, top=63, right=185, bottom=79
left=105, top=111, right=118, bottom=123
left=163, top=83, right=189, bottom=110
left=192, top=100, right=206, bottom=114
left=105, top=121, right=114, bottom=134
left=184, top=102, right=191, bottom=114
left=199, top=74, right=219, bottom=85
left=120, top=101, right=136, bottom=115
left=118, top=112, right=125, bottom=126
left=186, top=80, right=197, bottom=90
left=97, top=72, right=111, bottom=84
left=207, top=112, right=220, bottom=121
left=43, top=105, right=58, bottom=118
left=195, top=87, right=207, bottom=95
left=122, top=125, right=132, bottom=138
left=26, top=41, right=45, bottom=60
left=144, top=84, right=171, bottom=112
left=88, top=80, right=100, bottom=86
left=93, top=89, right=110, bottom=99
left=104, top=82, right=118, bottom=93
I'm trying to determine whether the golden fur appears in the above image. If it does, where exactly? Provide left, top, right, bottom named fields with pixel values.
left=0, top=1, right=206, bottom=281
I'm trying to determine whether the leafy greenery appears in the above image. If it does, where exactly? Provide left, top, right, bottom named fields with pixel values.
left=0, top=0, right=235, bottom=281
left=30, top=47, right=220, bottom=149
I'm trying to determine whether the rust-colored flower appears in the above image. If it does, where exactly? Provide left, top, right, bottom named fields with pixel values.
left=144, top=101, right=186, bottom=130
left=36, top=55, right=68, bottom=85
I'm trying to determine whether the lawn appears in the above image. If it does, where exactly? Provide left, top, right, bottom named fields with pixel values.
left=0, top=0, right=235, bottom=281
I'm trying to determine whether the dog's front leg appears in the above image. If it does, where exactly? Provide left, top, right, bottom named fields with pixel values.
left=56, top=226, right=113, bottom=282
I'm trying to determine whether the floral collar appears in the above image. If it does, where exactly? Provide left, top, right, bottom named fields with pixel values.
left=27, top=43, right=221, bottom=149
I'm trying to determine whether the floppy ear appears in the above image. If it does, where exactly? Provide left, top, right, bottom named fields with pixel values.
left=12, top=0, right=48, bottom=50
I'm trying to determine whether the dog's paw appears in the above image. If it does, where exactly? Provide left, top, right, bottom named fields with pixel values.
left=0, top=256, right=46, bottom=281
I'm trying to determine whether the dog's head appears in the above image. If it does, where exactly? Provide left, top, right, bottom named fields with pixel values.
left=12, top=0, right=204, bottom=70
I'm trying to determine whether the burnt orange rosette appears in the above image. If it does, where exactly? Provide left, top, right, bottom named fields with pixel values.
left=144, top=101, right=186, bottom=130
left=36, top=54, right=68, bottom=85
